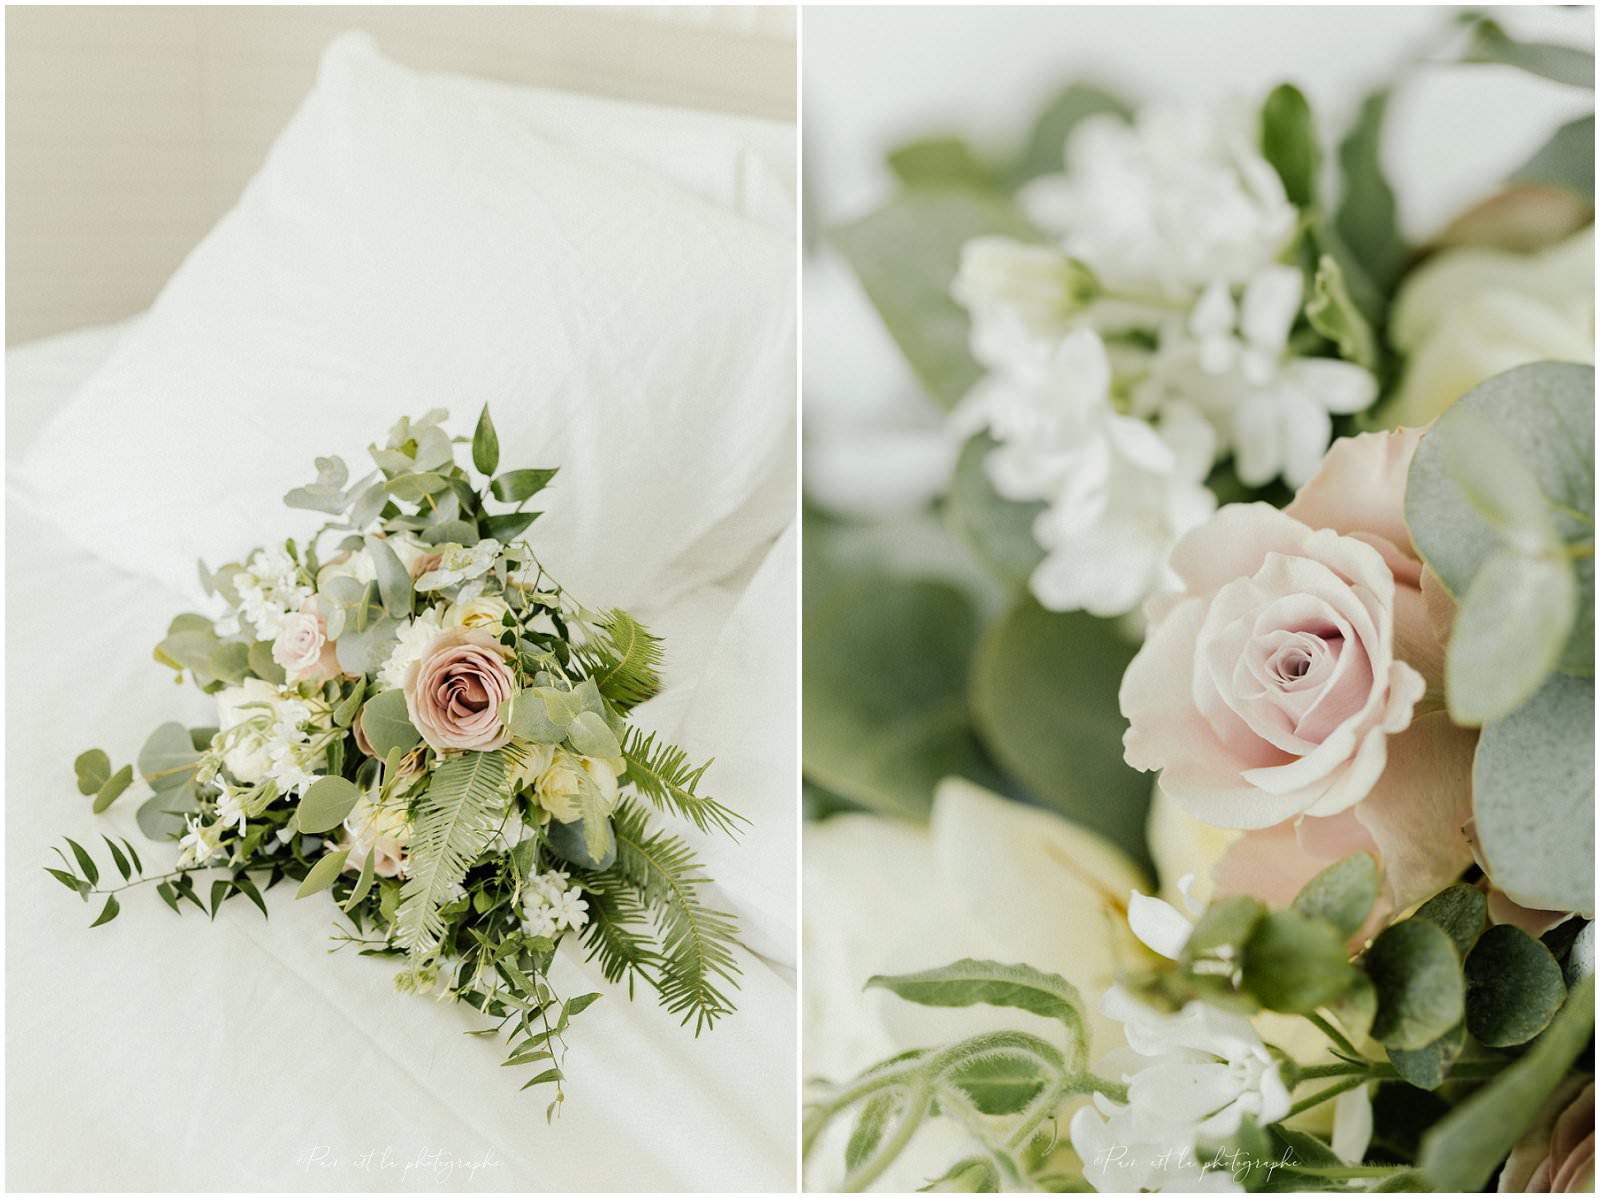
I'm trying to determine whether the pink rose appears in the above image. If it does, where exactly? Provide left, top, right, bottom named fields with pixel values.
left=1122, top=429, right=1477, bottom=912
left=271, top=601, right=339, bottom=683
left=1501, top=1079, right=1595, bottom=1193
left=402, top=628, right=516, bottom=752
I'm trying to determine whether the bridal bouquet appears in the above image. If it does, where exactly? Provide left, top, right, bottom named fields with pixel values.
left=805, top=13, right=1593, bottom=1193
left=47, top=407, right=743, bottom=1111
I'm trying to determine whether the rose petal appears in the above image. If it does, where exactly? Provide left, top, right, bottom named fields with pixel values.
left=1285, top=427, right=1425, bottom=559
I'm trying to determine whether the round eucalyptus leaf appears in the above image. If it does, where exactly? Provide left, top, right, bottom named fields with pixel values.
left=969, top=601, right=1151, bottom=868
left=1240, top=909, right=1355, bottom=1014
left=546, top=816, right=616, bottom=871
left=1405, top=362, right=1594, bottom=677
left=1292, top=852, right=1379, bottom=938
left=1365, top=919, right=1465, bottom=1051
left=357, top=689, right=420, bottom=759
left=1473, top=672, right=1594, bottom=914
left=1445, top=548, right=1577, bottom=725
left=1386, top=1020, right=1465, bottom=1091
left=296, top=775, right=362, bottom=835
left=1464, top=924, right=1567, bottom=1047
left=1413, top=884, right=1488, bottom=958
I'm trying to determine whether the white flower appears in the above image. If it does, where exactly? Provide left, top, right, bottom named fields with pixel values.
left=213, top=679, right=326, bottom=791
left=177, top=816, right=225, bottom=868
left=1070, top=1096, right=1244, bottom=1193
left=214, top=782, right=248, bottom=837
left=414, top=540, right=501, bottom=593
left=530, top=748, right=623, bottom=825
left=232, top=545, right=312, bottom=639
left=443, top=594, right=511, bottom=632
left=952, top=236, right=1098, bottom=362
left=341, top=793, right=410, bottom=878
left=1023, top=102, right=1296, bottom=302
left=376, top=606, right=445, bottom=690
left=548, top=887, right=589, bottom=932
left=967, top=329, right=1216, bottom=616
left=522, top=867, right=588, bottom=936
left=1138, top=267, right=1377, bottom=487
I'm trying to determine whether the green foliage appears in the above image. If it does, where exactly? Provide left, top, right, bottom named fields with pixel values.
left=621, top=727, right=742, bottom=837
left=1334, top=88, right=1407, bottom=298
left=1512, top=114, right=1595, bottom=202
left=832, top=187, right=1040, bottom=409
left=395, top=749, right=508, bottom=958
left=574, top=608, right=665, bottom=711
left=1364, top=919, right=1465, bottom=1051
left=74, top=749, right=111, bottom=796
left=1412, top=884, right=1487, bottom=957
left=295, top=775, right=362, bottom=835
left=887, top=137, right=1002, bottom=190
left=472, top=404, right=499, bottom=476
left=1420, top=975, right=1595, bottom=1191
left=1292, top=852, right=1378, bottom=939
left=970, top=601, right=1152, bottom=870
left=490, top=468, right=557, bottom=503
left=1240, top=909, right=1355, bottom=1014
left=295, top=849, right=349, bottom=899
left=1463, top=924, right=1567, bottom=1047
left=1260, top=83, right=1320, bottom=208
left=1458, top=15, right=1596, bottom=88
left=1008, top=83, right=1132, bottom=186
left=866, top=960, right=1089, bottom=1058
left=1305, top=253, right=1379, bottom=371
left=1386, top=1021, right=1465, bottom=1092
left=943, top=434, right=1045, bottom=591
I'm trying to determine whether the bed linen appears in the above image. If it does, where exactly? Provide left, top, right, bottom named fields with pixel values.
left=5, top=54, right=798, bottom=1192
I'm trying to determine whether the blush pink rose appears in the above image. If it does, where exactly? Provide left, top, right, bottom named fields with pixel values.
left=271, top=600, right=340, bottom=683
left=1123, top=429, right=1477, bottom=912
left=403, top=628, right=516, bottom=752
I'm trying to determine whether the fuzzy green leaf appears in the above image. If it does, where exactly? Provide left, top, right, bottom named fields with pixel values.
left=1366, top=919, right=1465, bottom=1050
left=74, top=749, right=111, bottom=796
left=1464, top=924, right=1567, bottom=1047
left=867, top=959, right=1087, bottom=1057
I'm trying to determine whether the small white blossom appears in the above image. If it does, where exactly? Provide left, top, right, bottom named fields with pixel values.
left=177, top=817, right=226, bottom=868
left=214, top=782, right=248, bottom=837
left=232, top=545, right=312, bottom=639
left=377, top=606, right=446, bottom=690
left=522, top=868, right=588, bottom=937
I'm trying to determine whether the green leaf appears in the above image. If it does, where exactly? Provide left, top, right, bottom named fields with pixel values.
left=247, top=639, right=286, bottom=684
left=89, top=895, right=120, bottom=927
left=138, top=722, right=201, bottom=793
left=833, top=187, right=1040, bottom=409
left=1435, top=408, right=1560, bottom=550
left=946, top=1050, right=1047, bottom=1115
left=1473, top=672, right=1594, bottom=914
left=137, top=781, right=197, bottom=842
left=294, top=849, right=350, bottom=899
left=296, top=775, right=362, bottom=835
left=1292, top=852, right=1379, bottom=939
left=472, top=404, right=499, bottom=476
left=1413, top=884, right=1487, bottom=957
left=1305, top=253, right=1379, bottom=371
left=395, top=750, right=507, bottom=956
left=1260, top=83, right=1320, bottom=208
left=342, top=851, right=377, bottom=912
left=357, top=688, right=421, bottom=759
left=490, top=468, right=557, bottom=503
left=1334, top=89, right=1407, bottom=295
left=943, top=434, right=1045, bottom=590
left=1387, top=1020, right=1465, bottom=1091
left=866, top=959, right=1088, bottom=1057
left=231, top=872, right=269, bottom=920
left=887, top=137, right=999, bottom=189
left=102, top=835, right=132, bottom=881
left=1464, top=923, right=1567, bottom=1047
left=844, top=1092, right=901, bottom=1173
left=483, top=511, right=539, bottom=544
left=621, top=727, right=742, bottom=837
left=1447, top=549, right=1576, bottom=725
left=969, top=601, right=1151, bottom=868
left=1327, top=972, right=1379, bottom=1042
left=74, top=749, right=111, bottom=796
left=1420, top=975, right=1594, bottom=1191
left=1459, top=17, right=1595, bottom=88
left=1365, top=919, right=1466, bottom=1051
left=91, top=764, right=134, bottom=814
left=1240, top=909, right=1355, bottom=1014
left=45, top=867, right=86, bottom=898
left=1405, top=363, right=1594, bottom=680
left=501, top=688, right=571, bottom=744
left=574, top=608, right=664, bottom=711
left=1511, top=113, right=1595, bottom=202
left=1009, top=84, right=1132, bottom=187
left=64, top=838, right=99, bottom=887
left=566, top=710, right=621, bottom=760
left=365, top=534, right=414, bottom=619
left=804, top=577, right=998, bottom=819
left=1185, top=895, right=1267, bottom=961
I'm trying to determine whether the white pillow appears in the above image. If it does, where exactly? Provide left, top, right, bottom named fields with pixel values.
left=15, top=34, right=795, bottom=610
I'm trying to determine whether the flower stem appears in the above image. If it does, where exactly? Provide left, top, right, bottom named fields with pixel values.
left=1285, top=1075, right=1366, bottom=1118
left=1305, top=1011, right=1361, bottom=1059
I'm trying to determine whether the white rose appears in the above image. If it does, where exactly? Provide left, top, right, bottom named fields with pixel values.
left=341, top=793, right=410, bottom=878
left=1381, top=226, right=1594, bottom=427
left=270, top=603, right=337, bottom=683
left=212, top=678, right=283, bottom=784
left=443, top=594, right=510, bottom=632
left=532, top=748, right=622, bottom=824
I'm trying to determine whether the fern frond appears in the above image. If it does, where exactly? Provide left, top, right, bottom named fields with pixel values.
left=610, top=800, right=742, bottom=1034
left=577, top=868, right=660, bottom=996
left=622, top=727, right=745, bottom=838
left=395, top=749, right=507, bottom=959
left=575, top=608, right=664, bottom=710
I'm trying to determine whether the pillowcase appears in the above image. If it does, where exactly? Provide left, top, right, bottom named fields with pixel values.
left=15, top=33, right=795, bottom=610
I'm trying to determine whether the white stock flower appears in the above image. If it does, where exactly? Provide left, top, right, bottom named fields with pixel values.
left=952, top=236, right=1098, bottom=362
left=214, top=782, right=248, bottom=837
left=522, top=867, right=588, bottom=937
left=1070, top=1096, right=1244, bottom=1193
left=377, top=605, right=446, bottom=691
left=1024, top=103, right=1296, bottom=302
left=233, top=545, right=312, bottom=639
left=213, top=679, right=326, bottom=793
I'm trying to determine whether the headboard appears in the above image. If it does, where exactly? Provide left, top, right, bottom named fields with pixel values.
left=3, top=5, right=796, bottom=344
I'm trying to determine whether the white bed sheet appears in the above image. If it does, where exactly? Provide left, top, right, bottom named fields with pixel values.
left=4, top=325, right=797, bottom=1191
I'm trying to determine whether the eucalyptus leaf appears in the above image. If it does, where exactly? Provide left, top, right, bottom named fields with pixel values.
left=1464, top=923, right=1567, bottom=1047
left=247, top=640, right=286, bottom=685
left=1365, top=919, right=1465, bottom=1051
left=74, top=749, right=111, bottom=796
left=1386, top=1020, right=1465, bottom=1092
left=1240, top=909, right=1355, bottom=1014
left=138, top=722, right=200, bottom=792
left=944, top=434, right=1045, bottom=590
left=1473, top=672, right=1594, bottom=914
left=1292, top=852, right=1379, bottom=939
left=1413, top=884, right=1488, bottom=957
left=296, top=775, right=362, bottom=835
left=566, top=710, right=621, bottom=760
left=358, top=689, right=421, bottom=759
left=545, top=815, right=617, bottom=871
left=365, top=535, right=414, bottom=619
left=295, top=849, right=350, bottom=899
left=91, top=765, right=134, bottom=814
left=137, top=781, right=197, bottom=841
left=1446, top=549, right=1576, bottom=725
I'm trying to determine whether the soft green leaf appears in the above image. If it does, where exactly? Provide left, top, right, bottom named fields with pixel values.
left=102, top=835, right=131, bottom=881
left=1009, top=84, right=1132, bottom=187
left=944, top=434, right=1045, bottom=590
left=365, top=534, right=414, bottom=619
left=1420, top=976, right=1594, bottom=1190
left=1365, top=919, right=1466, bottom=1051
left=137, top=781, right=197, bottom=842
left=970, top=601, right=1151, bottom=867
left=295, top=849, right=350, bottom=899
left=1185, top=895, right=1267, bottom=961
left=1413, top=884, right=1487, bottom=957
left=45, top=867, right=86, bottom=898
left=1436, top=408, right=1560, bottom=552
left=1305, top=253, right=1379, bottom=370
left=490, top=468, right=557, bottom=503
left=138, top=722, right=201, bottom=793
left=1327, top=972, right=1378, bottom=1042
left=1334, top=89, right=1407, bottom=295
left=1240, top=909, right=1355, bottom=1014
left=1447, top=549, right=1576, bottom=725
left=482, top=511, right=540, bottom=544
left=1260, top=83, right=1320, bottom=208
left=1292, top=852, right=1379, bottom=939
left=1511, top=114, right=1595, bottom=201
left=945, top=1051, right=1047, bottom=1115
left=845, top=1092, right=901, bottom=1173
left=1473, top=672, right=1594, bottom=914
left=1464, top=923, right=1567, bottom=1047
left=472, top=404, right=499, bottom=476
left=566, top=711, right=621, bottom=760
left=833, top=187, right=1040, bottom=409
left=74, top=749, right=111, bottom=796
left=919, top=1158, right=998, bottom=1193
left=887, top=137, right=999, bottom=189
left=357, top=688, right=421, bottom=759
left=89, top=895, right=120, bottom=927
left=866, top=960, right=1087, bottom=1057
left=296, top=775, right=363, bottom=835
left=1387, top=1020, right=1465, bottom=1091
left=64, top=838, right=99, bottom=887
left=91, top=764, right=134, bottom=814
left=231, top=872, right=269, bottom=919
left=1459, top=18, right=1595, bottom=88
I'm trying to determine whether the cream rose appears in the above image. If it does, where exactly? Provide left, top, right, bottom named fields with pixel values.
left=1123, top=429, right=1477, bottom=910
left=270, top=600, right=339, bottom=683
left=444, top=594, right=510, bottom=632
left=1381, top=226, right=1593, bottom=427
left=402, top=628, right=516, bottom=752
left=340, top=793, right=410, bottom=879
left=532, top=747, right=622, bottom=823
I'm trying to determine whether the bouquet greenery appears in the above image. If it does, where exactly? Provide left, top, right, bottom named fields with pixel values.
left=804, top=11, right=1593, bottom=1194
left=47, top=406, right=744, bottom=1113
